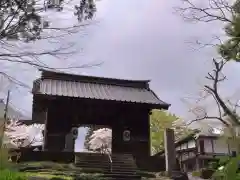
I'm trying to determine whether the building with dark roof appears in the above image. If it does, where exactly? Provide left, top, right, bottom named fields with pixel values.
left=155, top=127, right=236, bottom=172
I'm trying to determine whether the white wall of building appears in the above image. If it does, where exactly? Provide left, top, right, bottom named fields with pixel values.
left=212, top=139, right=229, bottom=154
left=203, top=139, right=213, bottom=153
left=198, top=138, right=236, bottom=154
left=176, top=137, right=236, bottom=155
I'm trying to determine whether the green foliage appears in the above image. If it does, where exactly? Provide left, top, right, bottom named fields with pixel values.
left=208, top=161, right=219, bottom=170
left=150, top=110, right=177, bottom=154
left=218, top=1, right=240, bottom=61
left=0, top=0, right=96, bottom=42
left=1, top=169, right=26, bottom=180
left=150, top=110, right=192, bottom=154
left=212, top=155, right=240, bottom=180
left=218, top=156, right=231, bottom=166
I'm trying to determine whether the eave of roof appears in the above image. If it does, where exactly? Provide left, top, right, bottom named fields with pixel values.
left=39, top=69, right=151, bottom=89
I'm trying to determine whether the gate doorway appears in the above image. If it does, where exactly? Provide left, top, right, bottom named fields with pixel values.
left=76, top=125, right=112, bottom=154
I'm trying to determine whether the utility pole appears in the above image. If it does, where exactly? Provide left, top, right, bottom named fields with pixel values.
left=4, top=90, right=10, bottom=121
left=0, top=90, right=10, bottom=148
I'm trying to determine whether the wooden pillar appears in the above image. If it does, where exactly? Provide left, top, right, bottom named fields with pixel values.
left=64, top=127, right=77, bottom=152
left=64, top=133, right=74, bottom=152
left=43, top=106, right=68, bottom=151
left=164, top=128, right=177, bottom=175
left=42, top=109, right=48, bottom=151
left=195, top=139, right=200, bottom=170
left=195, top=157, right=200, bottom=170
left=111, top=122, right=123, bottom=154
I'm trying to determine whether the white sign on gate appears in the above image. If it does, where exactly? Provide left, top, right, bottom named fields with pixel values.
left=123, top=130, right=130, bottom=141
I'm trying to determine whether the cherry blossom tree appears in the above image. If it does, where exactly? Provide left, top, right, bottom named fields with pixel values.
left=3, top=119, right=44, bottom=148
left=88, top=128, right=112, bottom=154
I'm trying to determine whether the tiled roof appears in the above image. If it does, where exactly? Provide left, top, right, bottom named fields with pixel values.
left=33, top=78, right=169, bottom=107
left=32, top=69, right=170, bottom=108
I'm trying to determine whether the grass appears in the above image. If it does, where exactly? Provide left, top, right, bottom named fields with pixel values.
left=0, top=152, right=104, bottom=180
left=19, top=161, right=105, bottom=173
left=1, top=169, right=27, bottom=180
left=0, top=146, right=12, bottom=170
left=25, top=172, right=73, bottom=180
left=17, top=161, right=105, bottom=179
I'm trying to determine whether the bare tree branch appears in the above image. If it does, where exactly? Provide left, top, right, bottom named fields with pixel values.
left=185, top=58, right=240, bottom=127
left=0, top=0, right=100, bottom=90
left=176, top=0, right=233, bottom=23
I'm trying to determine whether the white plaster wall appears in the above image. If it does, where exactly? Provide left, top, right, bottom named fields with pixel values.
left=204, top=139, right=213, bottom=153
left=188, top=140, right=196, bottom=148
left=181, top=143, right=187, bottom=150
left=213, top=139, right=229, bottom=154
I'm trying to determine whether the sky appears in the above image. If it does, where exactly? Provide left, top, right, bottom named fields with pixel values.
left=1, top=0, right=240, bottom=151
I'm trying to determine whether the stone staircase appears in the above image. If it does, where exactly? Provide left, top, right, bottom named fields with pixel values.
left=74, top=152, right=110, bottom=172
left=74, top=153, right=141, bottom=180
left=105, top=153, right=141, bottom=180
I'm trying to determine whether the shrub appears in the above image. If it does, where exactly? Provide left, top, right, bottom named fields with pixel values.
left=212, top=156, right=240, bottom=180
left=218, top=156, right=230, bottom=166
left=191, top=171, right=201, bottom=177
left=208, top=161, right=219, bottom=170
left=200, top=168, right=215, bottom=179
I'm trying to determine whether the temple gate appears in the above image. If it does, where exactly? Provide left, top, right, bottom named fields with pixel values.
left=32, top=69, right=170, bottom=157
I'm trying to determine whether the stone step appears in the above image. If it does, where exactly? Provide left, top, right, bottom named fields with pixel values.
left=74, top=165, right=110, bottom=169
left=110, top=167, right=137, bottom=171
left=75, top=158, right=108, bottom=162
left=102, top=173, right=141, bottom=179
left=74, top=165, right=137, bottom=170
left=105, top=170, right=137, bottom=174
left=112, top=159, right=135, bottom=162
left=112, top=162, right=136, bottom=166
left=111, top=167, right=136, bottom=171
left=75, top=161, right=135, bottom=166
left=103, top=177, right=141, bottom=180
left=75, top=166, right=109, bottom=169
left=75, top=161, right=108, bottom=164
left=74, top=165, right=109, bottom=170
left=105, top=178, right=141, bottom=180
left=112, top=160, right=134, bottom=162
left=106, top=167, right=136, bottom=171
left=75, top=156, right=109, bottom=160
left=112, top=156, right=134, bottom=159
left=74, top=153, right=140, bottom=179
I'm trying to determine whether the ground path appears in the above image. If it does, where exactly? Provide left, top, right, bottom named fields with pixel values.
left=188, top=173, right=209, bottom=180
